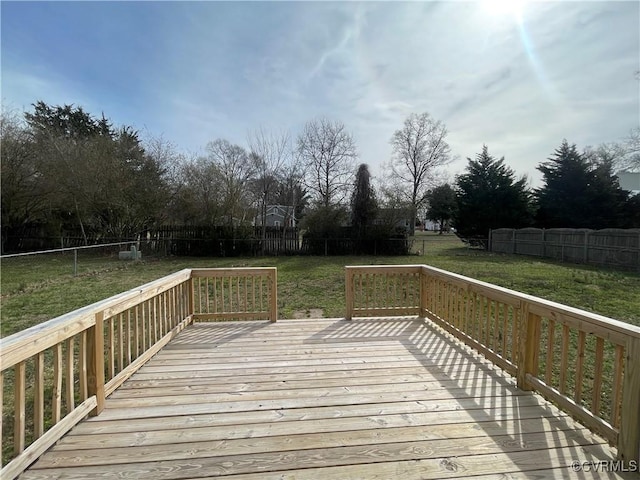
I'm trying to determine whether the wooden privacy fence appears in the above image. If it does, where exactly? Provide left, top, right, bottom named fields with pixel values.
left=0, top=267, right=277, bottom=479
left=346, top=264, right=640, bottom=464
left=490, top=228, right=640, bottom=270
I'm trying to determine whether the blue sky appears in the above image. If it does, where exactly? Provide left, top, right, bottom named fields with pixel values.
left=2, top=1, right=639, bottom=187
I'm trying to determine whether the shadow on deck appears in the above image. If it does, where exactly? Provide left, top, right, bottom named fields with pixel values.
left=21, top=317, right=632, bottom=479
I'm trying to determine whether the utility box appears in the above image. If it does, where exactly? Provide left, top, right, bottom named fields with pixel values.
left=119, top=245, right=142, bottom=260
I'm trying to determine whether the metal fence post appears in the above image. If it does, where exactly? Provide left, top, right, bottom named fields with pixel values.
left=73, top=248, right=78, bottom=276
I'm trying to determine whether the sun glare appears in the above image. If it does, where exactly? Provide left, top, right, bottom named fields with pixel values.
left=482, top=0, right=527, bottom=24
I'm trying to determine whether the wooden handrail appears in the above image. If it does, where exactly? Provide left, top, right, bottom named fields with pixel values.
left=345, top=264, right=640, bottom=465
left=0, top=269, right=192, bottom=370
left=0, top=266, right=278, bottom=479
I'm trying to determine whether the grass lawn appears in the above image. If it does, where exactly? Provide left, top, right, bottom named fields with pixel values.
left=1, top=233, right=639, bottom=338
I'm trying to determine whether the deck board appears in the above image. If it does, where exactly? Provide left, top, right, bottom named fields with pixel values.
left=22, top=318, right=635, bottom=479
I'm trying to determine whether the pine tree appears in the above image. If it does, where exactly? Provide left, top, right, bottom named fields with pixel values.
left=454, top=145, right=533, bottom=245
left=536, top=140, right=629, bottom=229
left=425, top=184, right=457, bottom=233
left=350, top=164, right=378, bottom=253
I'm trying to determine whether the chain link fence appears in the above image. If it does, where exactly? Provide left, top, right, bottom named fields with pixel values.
left=0, top=242, right=146, bottom=296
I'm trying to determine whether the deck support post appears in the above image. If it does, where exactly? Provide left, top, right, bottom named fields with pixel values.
left=618, top=336, right=640, bottom=465
left=516, top=301, right=537, bottom=391
left=87, top=311, right=105, bottom=416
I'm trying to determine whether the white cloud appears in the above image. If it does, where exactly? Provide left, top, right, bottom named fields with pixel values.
left=2, top=1, right=638, bottom=188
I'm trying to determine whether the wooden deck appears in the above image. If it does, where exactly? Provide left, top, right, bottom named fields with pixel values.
left=22, top=318, right=634, bottom=479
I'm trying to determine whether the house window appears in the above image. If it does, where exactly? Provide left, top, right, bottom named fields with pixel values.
left=274, top=221, right=281, bottom=227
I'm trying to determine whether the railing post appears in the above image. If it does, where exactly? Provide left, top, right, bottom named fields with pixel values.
left=345, top=267, right=354, bottom=320
left=87, top=311, right=105, bottom=416
left=516, top=302, right=537, bottom=391
left=618, top=336, right=640, bottom=465
left=419, top=267, right=428, bottom=318
left=188, top=273, right=195, bottom=317
left=269, top=268, right=278, bottom=323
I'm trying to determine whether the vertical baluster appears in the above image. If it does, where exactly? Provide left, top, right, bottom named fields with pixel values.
left=108, top=316, right=115, bottom=379
left=591, top=337, right=604, bottom=415
left=153, top=296, right=159, bottom=342
left=611, top=344, right=624, bottom=427
left=134, top=305, right=141, bottom=358
left=484, top=300, right=492, bottom=348
left=219, top=277, right=224, bottom=313
left=14, top=361, right=26, bottom=454
left=163, top=292, right=168, bottom=332
left=141, top=302, right=147, bottom=353
left=545, top=319, right=556, bottom=384
left=118, top=313, right=125, bottom=372
left=511, top=305, right=519, bottom=363
left=478, top=296, right=485, bottom=344
left=559, top=324, right=569, bottom=394
left=205, top=277, right=210, bottom=313
left=501, top=304, right=508, bottom=356
left=575, top=331, right=586, bottom=403
left=252, top=276, right=256, bottom=314
left=246, top=276, right=250, bottom=313
left=65, top=338, right=75, bottom=412
left=492, top=301, right=499, bottom=351
left=392, top=273, right=397, bottom=310
left=79, top=330, right=88, bottom=401
left=34, top=352, right=44, bottom=439
left=153, top=297, right=158, bottom=341
left=126, top=310, right=132, bottom=366
left=53, top=343, right=63, bottom=423
left=364, top=273, right=369, bottom=311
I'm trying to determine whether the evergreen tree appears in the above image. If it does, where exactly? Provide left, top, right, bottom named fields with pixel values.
left=20, top=101, right=169, bottom=241
left=536, top=140, right=629, bottom=229
left=350, top=164, right=378, bottom=253
left=425, top=184, right=457, bottom=233
left=454, top=145, right=533, bottom=245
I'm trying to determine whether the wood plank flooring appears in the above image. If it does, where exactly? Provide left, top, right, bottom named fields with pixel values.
left=22, top=318, right=635, bottom=479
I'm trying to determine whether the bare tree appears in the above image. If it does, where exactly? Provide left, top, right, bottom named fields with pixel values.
left=584, top=127, right=640, bottom=173
left=206, top=139, right=254, bottom=226
left=622, top=127, right=640, bottom=172
left=1, top=110, right=50, bottom=251
left=169, top=155, right=224, bottom=224
left=389, top=112, right=452, bottom=233
left=297, top=118, right=357, bottom=208
left=247, top=128, right=291, bottom=250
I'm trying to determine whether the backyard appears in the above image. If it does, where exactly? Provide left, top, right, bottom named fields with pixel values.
left=2, top=233, right=639, bottom=338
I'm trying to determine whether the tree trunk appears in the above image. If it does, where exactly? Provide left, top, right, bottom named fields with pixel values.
left=74, top=198, right=89, bottom=246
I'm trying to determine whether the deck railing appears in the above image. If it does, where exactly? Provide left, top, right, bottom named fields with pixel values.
left=191, top=267, right=277, bottom=322
left=346, top=264, right=640, bottom=464
left=0, top=267, right=277, bottom=479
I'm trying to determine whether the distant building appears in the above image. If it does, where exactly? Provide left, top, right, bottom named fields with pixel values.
left=254, top=205, right=296, bottom=228
left=617, top=171, right=640, bottom=196
left=373, top=208, right=412, bottom=232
